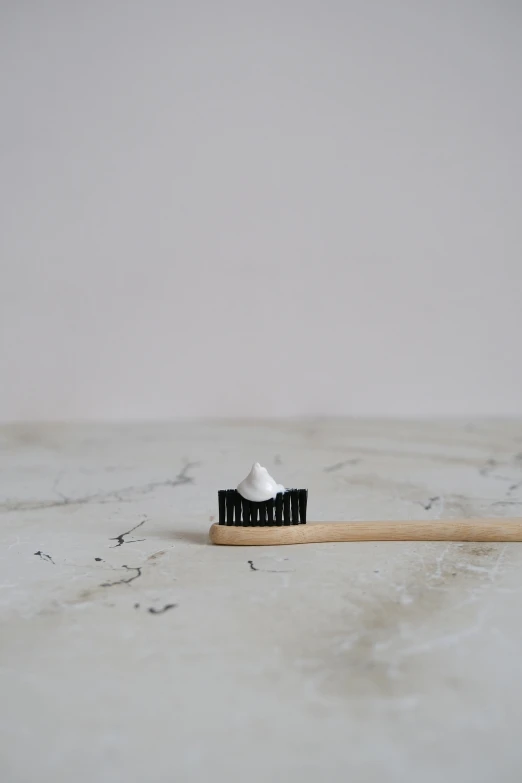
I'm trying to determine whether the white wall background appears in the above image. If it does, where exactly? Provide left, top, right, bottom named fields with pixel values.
left=1, top=1, right=521, bottom=420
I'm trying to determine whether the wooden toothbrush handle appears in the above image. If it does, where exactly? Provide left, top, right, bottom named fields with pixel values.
left=209, top=519, right=522, bottom=546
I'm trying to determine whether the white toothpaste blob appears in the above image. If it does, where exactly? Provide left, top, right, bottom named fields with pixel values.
left=236, top=463, right=285, bottom=502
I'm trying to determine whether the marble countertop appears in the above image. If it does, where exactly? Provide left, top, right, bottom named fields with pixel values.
left=1, top=419, right=522, bottom=783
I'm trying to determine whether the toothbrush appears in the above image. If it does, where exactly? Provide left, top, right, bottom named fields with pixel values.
left=210, top=489, right=522, bottom=545
left=210, top=517, right=522, bottom=545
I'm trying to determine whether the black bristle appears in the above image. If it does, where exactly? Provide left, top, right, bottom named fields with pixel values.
left=283, top=492, right=291, bottom=525
left=259, top=500, right=268, bottom=527
left=291, top=490, right=299, bottom=524
left=250, top=503, right=258, bottom=526
left=298, top=489, right=308, bottom=524
left=218, top=488, right=308, bottom=526
left=275, top=493, right=283, bottom=525
left=253, top=503, right=260, bottom=526
left=226, top=490, right=234, bottom=526
left=234, top=492, right=242, bottom=525
left=218, top=490, right=226, bottom=525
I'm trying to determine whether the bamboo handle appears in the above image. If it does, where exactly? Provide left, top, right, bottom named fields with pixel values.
left=209, top=519, right=522, bottom=546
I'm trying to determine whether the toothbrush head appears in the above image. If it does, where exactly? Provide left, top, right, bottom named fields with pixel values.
left=218, top=489, right=307, bottom=526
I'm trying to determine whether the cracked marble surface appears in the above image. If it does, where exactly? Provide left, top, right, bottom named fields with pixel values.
left=1, top=419, right=522, bottom=783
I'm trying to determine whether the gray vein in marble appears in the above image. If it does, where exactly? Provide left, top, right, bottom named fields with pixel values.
left=34, top=550, right=55, bottom=564
left=247, top=557, right=294, bottom=573
left=323, top=459, right=360, bottom=472
left=507, top=480, right=522, bottom=495
left=0, top=461, right=199, bottom=513
left=419, top=496, right=440, bottom=511
left=100, top=565, right=142, bottom=588
left=109, top=517, right=147, bottom=548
